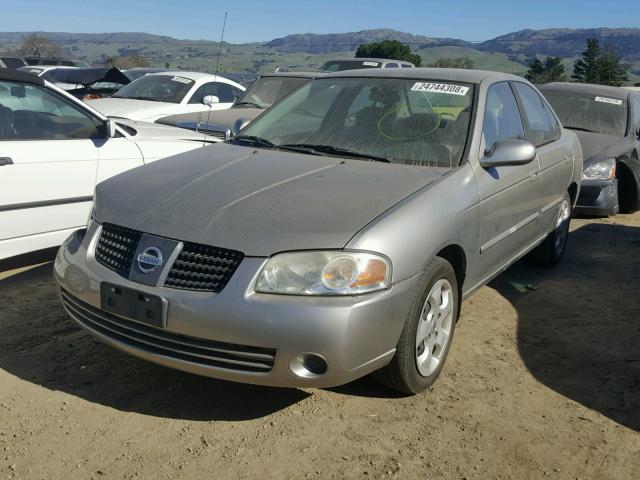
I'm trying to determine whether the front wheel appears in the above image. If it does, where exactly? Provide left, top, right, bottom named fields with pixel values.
left=374, top=257, right=459, bottom=395
left=531, top=192, right=571, bottom=267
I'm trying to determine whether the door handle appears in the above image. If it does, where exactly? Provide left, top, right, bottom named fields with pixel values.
left=0, top=157, right=13, bottom=166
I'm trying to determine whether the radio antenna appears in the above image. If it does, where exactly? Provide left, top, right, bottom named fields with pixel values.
left=202, top=12, right=228, bottom=142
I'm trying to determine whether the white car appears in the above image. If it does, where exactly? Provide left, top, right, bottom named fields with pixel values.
left=0, top=69, right=215, bottom=261
left=18, top=65, right=79, bottom=77
left=86, top=71, right=245, bottom=122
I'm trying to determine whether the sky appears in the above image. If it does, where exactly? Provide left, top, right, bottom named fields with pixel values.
left=1, top=0, right=638, bottom=43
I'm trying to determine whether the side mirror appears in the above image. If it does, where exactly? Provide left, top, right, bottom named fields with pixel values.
left=104, top=118, right=117, bottom=139
left=231, top=117, right=252, bottom=136
left=202, top=95, right=220, bottom=107
left=480, top=139, right=536, bottom=168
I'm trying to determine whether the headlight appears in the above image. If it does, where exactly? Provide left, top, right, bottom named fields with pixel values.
left=254, top=251, right=391, bottom=296
left=582, top=159, right=616, bottom=181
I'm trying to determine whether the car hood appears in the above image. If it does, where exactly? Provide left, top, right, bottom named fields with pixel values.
left=573, top=130, right=633, bottom=165
left=115, top=118, right=209, bottom=142
left=87, top=97, right=179, bottom=121
left=157, top=107, right=263, bottom=130
left=95, top=143, right=446, bottom=256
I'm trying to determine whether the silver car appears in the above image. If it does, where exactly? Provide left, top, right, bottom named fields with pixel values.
left=54, top=69, right=582, bottom=394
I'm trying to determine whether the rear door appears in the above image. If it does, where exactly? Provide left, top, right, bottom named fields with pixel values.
left=512, top=82, right=572, bottom=232
left=474, top=82, right=542, bottom=277
left=0, top=80, right=101, bottom=259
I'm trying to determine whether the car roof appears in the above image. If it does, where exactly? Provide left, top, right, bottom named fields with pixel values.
left=0, top=68, right=44, bottom=85
left=148, top=70, right=227, bottom=80
left=539, top=82, right=632, bottom=98
left=321, top=67, right=523, bottom=84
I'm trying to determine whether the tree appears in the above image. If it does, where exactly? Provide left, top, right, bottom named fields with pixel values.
left=572, top=38, right=628, bottom=86
left=19, top=34, right=63, bottom=58
left=572, top=38, right=601, bottom=83
left=429, top=57, right=474, bottom=69
left=356, top=40, right=421, bottom=67
left=525, top=58, right=545, bottom=82
left=526, top=57, right=566, bottom=83
left=597, top=49, right=628, bottom=86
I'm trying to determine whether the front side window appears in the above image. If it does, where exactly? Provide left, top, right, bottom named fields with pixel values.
left=385, top=63, right=399, bottom=68
left=0, top=80, right=101, bottom=140
left=189, top=82, right=243, bottom=104
left=542, top=89, right=628, bottom=137
left=513, top=82, right=558, bottom=146
left=237, top=77, right=475, bottom=168
left=483, top=82, right=525, bottom=150
left=113, top=75, right=195, bottom=103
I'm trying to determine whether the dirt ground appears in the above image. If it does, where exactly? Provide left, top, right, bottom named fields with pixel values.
left=1, top=213, right=639, bottom=480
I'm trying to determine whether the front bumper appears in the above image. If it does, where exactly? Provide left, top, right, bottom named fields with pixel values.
left=53, top=223, right=418, bottom=388
left=575, top=178, right=619, bottom=216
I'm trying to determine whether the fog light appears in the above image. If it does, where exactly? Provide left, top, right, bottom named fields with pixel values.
left=289, top=353, right=328, bottom=378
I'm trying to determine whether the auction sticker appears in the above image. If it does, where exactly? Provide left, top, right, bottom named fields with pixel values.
left=171, top=76, right=191, bottom=84
left=594, top=96, right=623, bottom=106
left=363, top=61, right=379, bottom=66
left=411, top=82, right=469, bottom=96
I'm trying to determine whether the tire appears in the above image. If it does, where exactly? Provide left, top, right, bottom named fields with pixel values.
left=617, top=158, right=640, bottom=214
left=374, top=257, right=459, bottom=395
left=531, top=192, right=571, bottom=268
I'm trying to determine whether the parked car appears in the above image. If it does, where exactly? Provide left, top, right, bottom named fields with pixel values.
left=40, top=67, right=131, bottom=99
left=86, top=71, right=246, bottom=122
left=0, top=56, right=27, bottom=69
left=0, top=69, right=216, bottom=261
left=24, top=57, right=79, bottom=67
left=122, top=68, right=170, bottom=82
left=540, top=82, right=640, bottom=216
left=54, top=69, right=582, bottom=394
left=320, top=58, right=415, bottom=71
left=156, top=72, right=320, bottom=140
left=19, top=65, right=78, bottom=77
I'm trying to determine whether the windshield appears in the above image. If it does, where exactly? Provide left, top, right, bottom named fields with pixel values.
left=543, top=90, right=628, bottom=137
left=320, top=60, right=381, bottom=72
left=238, top=77, right=474, bottom=168
left=113, top=74, right=194, bottom=103
left=238, top=76, right=310, bottom=109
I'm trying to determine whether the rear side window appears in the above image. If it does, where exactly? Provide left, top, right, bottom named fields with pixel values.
left=1, top=57, right=25, bottom=69
left=384, top=63, right=398, bottom=68
left=513, top=82, right=559, bottom=146
left=483, top=82, right=525, bottom=150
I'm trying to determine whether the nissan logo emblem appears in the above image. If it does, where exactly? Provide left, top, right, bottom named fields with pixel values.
left=136, top=247, right=163, bottom=273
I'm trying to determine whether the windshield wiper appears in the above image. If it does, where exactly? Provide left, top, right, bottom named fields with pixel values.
left=564, top=126, right=595, bottom=133
left=278, top=143, right=390, bottom=163
left=235, top=101, right=264, bottom=109
left=232, top=135, right=277, bottom=148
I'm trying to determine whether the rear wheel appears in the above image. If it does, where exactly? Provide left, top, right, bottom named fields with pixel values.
left=532, top=192, right=571, bottom=267
left=374, top=257, right=459, bottom=395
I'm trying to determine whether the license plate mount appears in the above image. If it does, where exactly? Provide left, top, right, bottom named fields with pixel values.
left=100, top=282, right=166, bottom=328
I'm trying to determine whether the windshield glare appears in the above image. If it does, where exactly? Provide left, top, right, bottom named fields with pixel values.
left=239, top=76, right=310, bottom=108
left=543, top=90, right=628, bottom=137
left=113, top=74, right=194, bottom=103
left=240, top=77, right=474, bottom=168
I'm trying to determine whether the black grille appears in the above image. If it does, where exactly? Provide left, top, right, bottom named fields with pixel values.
left=165, top=242, right=244, bottom=292
left=95, top=223, right=142, bottom=277
left=61, top=289, right=276, bottom=373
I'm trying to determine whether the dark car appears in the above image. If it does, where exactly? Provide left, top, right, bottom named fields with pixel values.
left=540, top=83, right=640, bottom=216
left=41, top=67, right=131, bottom=99
left=24, top=57, right=77, bottom=67
left=0, top=56, right=27, bottom=69
left=156, top=72, right=319, bottom=140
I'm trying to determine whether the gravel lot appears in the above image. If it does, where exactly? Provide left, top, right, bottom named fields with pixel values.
left=1, top=213, right=639, bottom=480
